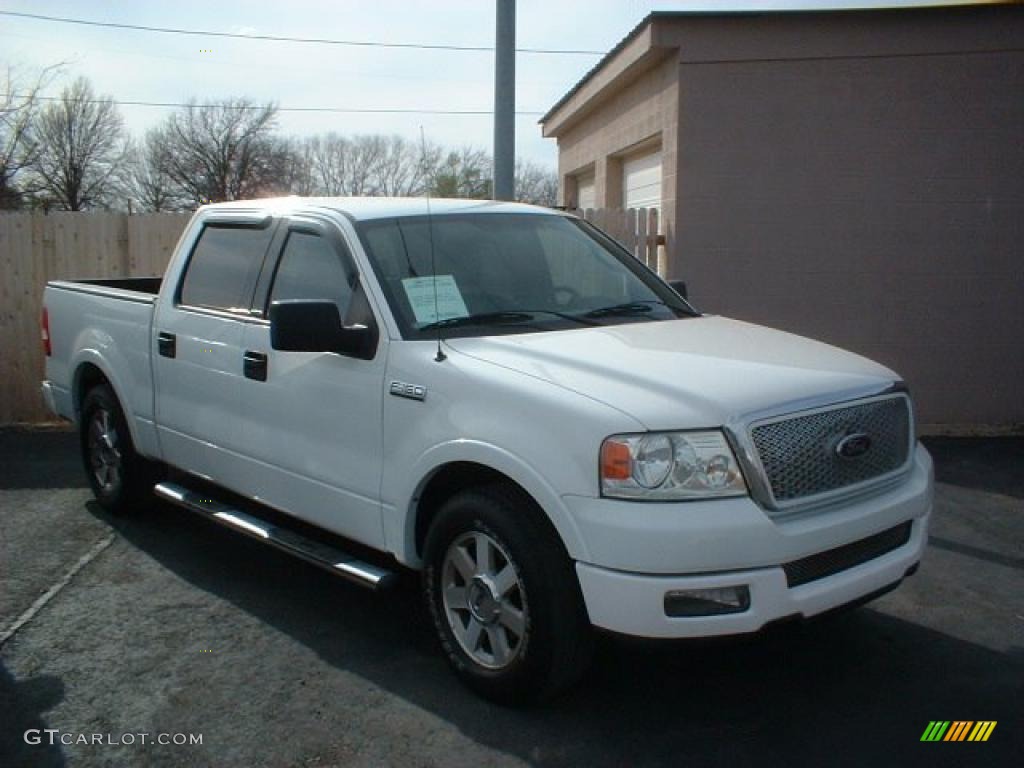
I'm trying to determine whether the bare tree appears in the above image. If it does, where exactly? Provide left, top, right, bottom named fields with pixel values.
left=27, top=77, right=128, bottom=210
left=429, top=146, right=492, bottom=199
left=307, top=133, right=438, bottom=197
left=309, top=134, right=345, bottom=195
left=248, top=135, right=308, bottom=198
left=277, top=136, right=317, bottom=196
left=0, top=63, right=63, bottom=209
left=374, top=135, right=435, bottom=197
left=310, top=134, right=387, bottom=196
left=125, top=127, right=183, bottom=211
left=514, top=159, right=558, bottom=207
left=28, top=77, right=129, bottom=211
left=157, top=99, right=278, bottom=204
left=6, top=62, right=559, bottom=211
left=346, top=136, right=386, bottom=196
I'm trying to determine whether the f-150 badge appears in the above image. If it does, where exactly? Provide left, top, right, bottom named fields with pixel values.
left=389, top=381, right=427, bottom=401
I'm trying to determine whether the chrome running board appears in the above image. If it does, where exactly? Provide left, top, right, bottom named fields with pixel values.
left=154, top=481, right=396, bottom=591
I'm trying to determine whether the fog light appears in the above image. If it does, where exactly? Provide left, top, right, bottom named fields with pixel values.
left=664, top=586, right=751, bottom=617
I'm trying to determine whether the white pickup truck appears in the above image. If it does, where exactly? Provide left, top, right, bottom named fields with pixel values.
left=42, top=197, right=932, bottom=703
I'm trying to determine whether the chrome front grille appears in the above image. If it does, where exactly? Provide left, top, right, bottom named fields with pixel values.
left=750, top=395, right=912, bottom=506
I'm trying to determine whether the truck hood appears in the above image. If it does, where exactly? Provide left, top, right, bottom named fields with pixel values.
left=446, top=316, right=899, bottom=429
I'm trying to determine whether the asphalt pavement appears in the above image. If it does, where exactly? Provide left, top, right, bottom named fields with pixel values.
left=1, top=428, right=1021, bottom=767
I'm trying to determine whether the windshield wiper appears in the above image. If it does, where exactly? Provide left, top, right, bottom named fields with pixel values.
left=519, top=309, right=600, bottom=326
left=584, top=300, right=668, bottom=318
left=420, top=309, right=601, bottom=331
left=419, top=311, right=539, bottom=331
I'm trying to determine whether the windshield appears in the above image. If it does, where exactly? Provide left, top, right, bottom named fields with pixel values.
left=356, top=212, right=696, bottom=339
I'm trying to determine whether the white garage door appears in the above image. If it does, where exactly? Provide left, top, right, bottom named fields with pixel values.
left=576, top=175, right=595, bottom=210
left=623, top=151, right=662, bottom=212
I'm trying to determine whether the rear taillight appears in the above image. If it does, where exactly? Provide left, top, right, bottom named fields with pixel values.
left=41, top=307, right=51, bottom=357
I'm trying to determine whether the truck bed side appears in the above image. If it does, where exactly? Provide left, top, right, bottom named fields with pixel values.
left=43, top=279, right=161, bottom=459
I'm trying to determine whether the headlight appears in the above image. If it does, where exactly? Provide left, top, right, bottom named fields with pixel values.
left=600, top=431, right=747, bottom=500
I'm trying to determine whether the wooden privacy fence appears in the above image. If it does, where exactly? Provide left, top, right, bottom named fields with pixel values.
left=0, top=211, right=192, bottom=424
left=573, top=207, right=665, bottom=275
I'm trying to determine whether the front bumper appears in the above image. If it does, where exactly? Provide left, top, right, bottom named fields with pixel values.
left=569, top=443, right=933, bottom=638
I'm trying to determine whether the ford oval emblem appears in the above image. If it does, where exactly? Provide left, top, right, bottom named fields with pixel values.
left=836, top=432, right=872, bottom=459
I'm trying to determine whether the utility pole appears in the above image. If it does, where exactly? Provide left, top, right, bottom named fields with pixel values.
left=493, top=0, right=515, bottom=200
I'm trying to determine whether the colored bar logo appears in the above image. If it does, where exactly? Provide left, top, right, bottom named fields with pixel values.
left=920, top=721, right=997, bottom=742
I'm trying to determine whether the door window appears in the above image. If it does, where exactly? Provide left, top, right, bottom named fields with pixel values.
left=179, top=225, right=274, bottom=312
left=269, top=231, right=354, bottom=317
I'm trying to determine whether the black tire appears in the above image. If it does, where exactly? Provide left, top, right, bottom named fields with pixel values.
left=423, top=484, right=594, bottom=705
left=80, top=383, right=159, bottom=515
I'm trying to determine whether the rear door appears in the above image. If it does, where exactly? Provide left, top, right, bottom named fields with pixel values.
left=153, top=214, right=277, bottom=484
left=234, top=215, right=387, bottom=547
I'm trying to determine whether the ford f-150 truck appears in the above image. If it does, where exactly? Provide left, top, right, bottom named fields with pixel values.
left=42, top=197, right=933, bottom=703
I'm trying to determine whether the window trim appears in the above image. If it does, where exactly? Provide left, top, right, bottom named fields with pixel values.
left=174, top=218, right=278, bottom=318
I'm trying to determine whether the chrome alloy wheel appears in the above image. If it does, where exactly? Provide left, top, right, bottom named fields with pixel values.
left=88, top=407, right=122, bottom=493
left=441, top=531, right=528, bottom=670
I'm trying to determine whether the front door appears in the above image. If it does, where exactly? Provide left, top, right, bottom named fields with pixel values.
left=235, top=217, right=386, bottom=548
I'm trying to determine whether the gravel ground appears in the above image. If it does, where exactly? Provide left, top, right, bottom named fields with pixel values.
left=1, top=429, right=1021, bottom=767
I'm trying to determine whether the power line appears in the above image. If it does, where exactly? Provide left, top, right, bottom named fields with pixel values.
left=8, top=94, right=545, bottom=116
left=0, top=10, right=606, bottom=56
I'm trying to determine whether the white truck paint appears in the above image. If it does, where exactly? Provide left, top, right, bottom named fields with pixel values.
left=42, top=197, right=932, bottom=701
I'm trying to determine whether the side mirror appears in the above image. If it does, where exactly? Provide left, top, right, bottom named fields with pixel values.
left=270, top=300, right=376, bottom=360
left=668, top=279, right=688, bottom=300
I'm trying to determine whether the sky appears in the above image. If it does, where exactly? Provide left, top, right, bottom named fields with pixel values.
left=0, top=1, right=990, bottom=169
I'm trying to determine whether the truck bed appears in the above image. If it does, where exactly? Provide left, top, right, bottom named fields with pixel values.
left=49, top=276, right=162, bottom=301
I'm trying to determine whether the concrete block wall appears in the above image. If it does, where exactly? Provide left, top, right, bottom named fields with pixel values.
left=676, top=43, right=1023, bottom=426
left=555, top=55, right=680, bottom=265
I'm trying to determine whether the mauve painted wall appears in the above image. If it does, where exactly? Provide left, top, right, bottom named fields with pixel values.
left=675, top=14, right=1023, bottom=426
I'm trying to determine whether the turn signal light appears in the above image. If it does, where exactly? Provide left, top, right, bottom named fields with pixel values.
left=600, top=440, right=631, bottom=480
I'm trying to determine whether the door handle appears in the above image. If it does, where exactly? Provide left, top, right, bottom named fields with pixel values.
left=158, top=332, right=176, bottom=358
left=243, top=350, right=268, bottom=382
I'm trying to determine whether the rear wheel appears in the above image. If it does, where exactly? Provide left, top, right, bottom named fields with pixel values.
left=423, top=485, right=593, bottom=704
left=80, top=384, right=157, bottom=514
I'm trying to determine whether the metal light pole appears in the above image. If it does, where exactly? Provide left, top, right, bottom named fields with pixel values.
left=493, top=0, right=515, bottom=200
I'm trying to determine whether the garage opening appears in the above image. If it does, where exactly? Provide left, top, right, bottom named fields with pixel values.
left=575, top=173, right=596, bottom=211
left=622, top=150, right=662, bottom=213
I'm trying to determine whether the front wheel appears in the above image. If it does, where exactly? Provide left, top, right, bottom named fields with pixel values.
left=80, top=384, right=158, bottom=515
left=423, top=485, right=593, bottom=704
